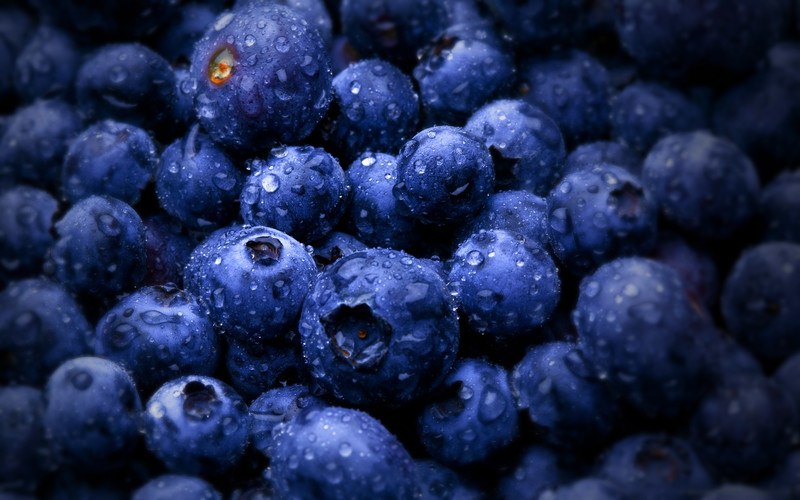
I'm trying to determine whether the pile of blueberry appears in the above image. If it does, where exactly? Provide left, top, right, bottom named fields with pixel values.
left=2, top=0, right=800, bottom=498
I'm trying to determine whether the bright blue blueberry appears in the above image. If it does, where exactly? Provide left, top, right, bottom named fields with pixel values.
left=0, top=185, right=58, bottom=281
left=457, top=190, right=550, bottom=250
left=248, top=384, right=326, bottom=456
left=62, top=120, right=158, bottom=206
left=75, top=43, right=177, bottom=135
left=465, top=99, right=565, bottom=195
left=0, top=98, right=81, bottom=189
left=547, top=164, right=658, bottom=275
left=548, top=478, right=624, bottom=500
left=311, top=230, right=368, bottom=268
left=340, top=0, right=450, bottom=69
left=520, top=50, right=610, bottom=145
left=95, top=284, right=220, bottom=393
left=511, top=342, right=617, bottom=450
left=0, top=278, right=92, bottom=386
left=651, top=230, right=718, bottom=310
left=143, top=375, right=249, bottom=475
left=775, top=352, right=800, bottom=420
left=690, top=376, right=797, bottom=480
left=225, top=339, right=304, bottom=401
left=142, top=214, right=196, bottom=287
left=701, top=485, right=773, bottom=500
left=48, top=195, right=147, bottom=301
left=413, top=24, right=515, bottom=125
left=0, top=386, right=50, bottom=493
left=573, top=258, right=716, bottom=419
left=415, top=459, right=482, bottom=500
left=418, top=358, right=518, bottom=466
left=721, top=242, right=800, bottom=363
left=449, top=229, right=560, bottom=337
left=495, top=446, right=568, bottom=499
left=760, top=170, right=800, bottom=244
left=394, top=126, right=494, bottom=226
left=157, top=124, right=244, bottom=230
left=269, top=405, right=417, bottom=498
left=299, top=248, right=459, bottom=407
left=483, top=0, right=586, bottom=46
left=44, top=357, right=143, bottom=470
left=183, top=225, right=317, bottom=345
left=643, top=131, right=760, bottom=241
left=190, top=5, right=332, bottom=154
left=318, top=58, right=419, bottom=163
left=564, top=141, right=641, bottom=177
left=13, top=25, right=80, bottom=103
left=155, top=3, right=222, bottom=65
left=132, top=475, right=222, bottom=500
left=29, top=0, right=177, bottom=38
left=345, top=152, right=423, bottom=250
left=610, top=81, right=707, bottom=154
left=240, top=145, right=349, bottom=243
left=235, top=0, right=334, bottom=47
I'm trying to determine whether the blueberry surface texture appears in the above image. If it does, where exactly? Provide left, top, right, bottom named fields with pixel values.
left=0, top=185, right=58, bottom=281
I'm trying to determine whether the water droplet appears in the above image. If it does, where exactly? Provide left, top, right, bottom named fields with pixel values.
left=466, top=250, right=484, bottom=266
left=261, top=173, right=281, bottom=193
left=349, top=80, right=361, bottom=94
left=140, top=310, right=177, bottom=325
left=244, top=34, right=256, bottom=47
left=70, top=370, right=92, bottom=390
left=628, top=301, right=662, bottom=325
left=214, top=12, right=235, bottom=31
left=274, top=36, right=290, bottom=53
left=213, top=172, right=237, bottom=191
left=339, top=442, right=353, bottom=457
left=109, top=66, right=127, bottom=84
left=96, top=213, right=122, bottom=237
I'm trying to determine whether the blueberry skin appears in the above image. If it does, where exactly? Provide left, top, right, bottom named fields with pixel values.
left=13, top=25, right=80, bottom=103
left=340, top=0, right=450, bottom=69
left=721, top=242, right=800, bottom=363
left=142, top=214, right=196, bottom=287
left=457, top=190, right=550, bottom=250
left=760, top=170, right=800, bottom=244
left=394, top=126, right=495, bottom=226
left=235, top=0, right=334, bottom=47
left=144, top=375, right=249, bottom=475
left=155, top=3, right=222, bottom=66
left=415, top=459, right=482, bottom=500
left=62, top=120, right=158, bottom=206
left=413, top=25, right=516, bottom=125
left=511, top=342, right=617, bottom=450
left=157, top=125, right=245, bottom=230
left=573, top=258, right=715, bottom=419
left=183, top=225, right=317, bottom=345
left=0, top=386, right=49, bottom=492
left=269, top=405, right=417, bottom=499
left=0, top=185, right=58, bottom=280
left=564, top=141, right=641, bottom=177
left=495, top=446, right=568, bottom=500
left=705, top=332, right=763, bottom=389
left=95, top=284, right=220, bottom=393
left=465, top=99, right=566, bottom=195
left=549, top=478, right=624, bottom=500
left=240, top=145, right=349, bottom=243
left=484, top=0, right=586, bottom=46
left=546, top=164, right=659, bottom=275
left=651, top=230, right=719, bottom=310
left=299, top=248, right=459, bottom=407
left=701, top=485, right=773, bottom=500
left=418, top=358, right=519, bottom=466
left=318, top=58, right=419, bottom=163
left=44, top=357, right=143, bottom=470
left=0, top=278, right=92, bottom=386
left=311, top=230, right=368, bottom=268
left=190, top=5, right=332, bottom=154
left=0, top=99, right=82, bottom=189
left=48, top=195, right=146, bottom=301
left=449, top=229, right=560, bottom=336
left=610, top=82, right=707, bottom=155
left=345, top=152, right=423, bottom=250
left=248, top=384, right=326, bottom=456
left=225, top=339, right=304, bottom=400
left=597, top=434, right=714, bottom=500
left=690, top=376, right=797, bottom=481
left=520, top=50, right=611, bottom=145
left=75, top=43, right=178, bottom=134
left=132, top=475, right=222, bottom=500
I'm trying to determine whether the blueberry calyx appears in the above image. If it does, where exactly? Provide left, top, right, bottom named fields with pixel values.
left=609, top=181, right=643, bottom=219
left=321, top=303, right=392, bottom=370
left=431, top=381, right=467, bottom=419
left=208, top=46, right=236, bottom=85
left=313, top=245, right=344, bottom=267
left=183, top=380, right=219, bottom=420
left=246, top=236, right=282, bottom=264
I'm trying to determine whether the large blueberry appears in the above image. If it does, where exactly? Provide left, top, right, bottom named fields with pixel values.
left=13, top=25, right=81, bottom=103
left=0, top=185, right=58, bottom=281
left=248, top=384, right=326, bottom=456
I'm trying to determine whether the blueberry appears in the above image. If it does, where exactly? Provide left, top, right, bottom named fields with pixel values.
left=690, top=376, right=797, bottom=480
left=706, top=333, right=763, bottom=388
left=573, top=258, right=715, bottom=419
left=456, top=190, right=550, bottom=250
left=155, top=3, right=222, bottom=66
left=720, top=242, right=800, bottom=364
left=142, top=214, right=196, bottom=287
left=0, top=185, right=58, bottom=281
left=495, top=446, right=569, bottom=500
left=47, top=195, right=147, bottom=302
left=0, top=386, right=49, bottom=493
left=564, top=141, right=642, bottom=177
left=449, top=229, right=560, bottom=337
left=143, top=375, right=249, bottom=475
left=418, top=358, right=518, bottom=466
left=62, top=120, right=158, bottom=206
left=483, top=0, right=586, bottom=46
left=43, top=356, right=143, bottom=471
left=95, top=284, right=220, bottom=393
left=394, top=126, right=494, bottom=226
left=464, top=99, right=566, bottom=195
left=415, top=459, right=482, bottom=500
left=132, top=475, right=222, bottom=500
left=642, top=131, right=760, bottom=241
left=651, top=230, right=719, bottom=310
left=190, top=5, right=332, bottom=154
left=546, top=164, right=658, bottom=275
left=269, top=405, right=417, bottom=498
left=318, top=58, right=419, bottom=163
left=240, top=145, right=349, bottom=243
left=248, top=384, right=326, bottom=456
left=311, top=230, right=368, bottom=268
left=299, top=248, right=459, bottom=407
left=157, top=124, right=245, bottom=230
left=30, top=0, right=178, bottom=38
left=13, top=25, right=81, bottom=103
left=0, top=278, right=92, bottom=386
left=183, top=225, right=317, bottom=345
left=510, top=341, right=617, bottom=450
left=759, top=170, right=800, bottom=243
left=225, top=339, right=304, bottom=401
left=234, top=0, right=334, bottom=47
